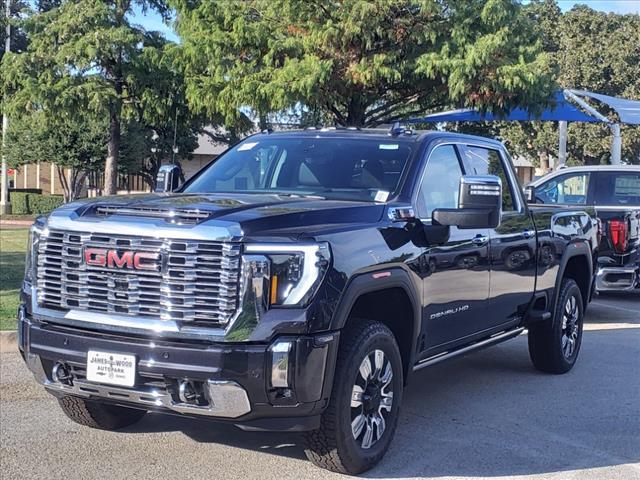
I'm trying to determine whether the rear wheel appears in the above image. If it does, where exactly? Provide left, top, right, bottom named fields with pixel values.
left=58, top=395, right=147, bottom=430
left=304, top=319, right=403, bottom=474
left=528, top=278, right=584, bottom=374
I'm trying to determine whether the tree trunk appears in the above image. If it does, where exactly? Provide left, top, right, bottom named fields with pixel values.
left=104, top=108, right=120, bottom=195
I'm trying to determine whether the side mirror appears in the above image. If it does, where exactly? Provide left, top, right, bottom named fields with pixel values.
left=524, top=186, right=535, bottom=203
left=432, top=175, right=502, bottom=229
left=155, top=164, right=183, bottom=193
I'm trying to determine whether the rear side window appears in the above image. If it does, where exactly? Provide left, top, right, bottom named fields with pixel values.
left=594, top=171, right=640, bottom=206
left=536, top=173, right=590, bottom=205
left=462, top=146, right=516, bottom=211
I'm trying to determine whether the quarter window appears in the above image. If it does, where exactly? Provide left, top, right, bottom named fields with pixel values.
left=594, top=172, right=640, bottom=206
left=417, top=145, right=464, bottom=218
left=536, top=173, right=590, bottom=205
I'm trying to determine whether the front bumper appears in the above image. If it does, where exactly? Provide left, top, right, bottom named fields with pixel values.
left=19, top=310, right=339, bottom=432
left=595, top=265, right=640, bottom=292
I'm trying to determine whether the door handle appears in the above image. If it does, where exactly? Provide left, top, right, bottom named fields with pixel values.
left=472, top=235, right=489, bottom=246
left=523, top=229, right=535, bottom=239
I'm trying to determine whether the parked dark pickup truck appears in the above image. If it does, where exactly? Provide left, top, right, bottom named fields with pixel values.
left=19, top=129, right=598, bottom=474
left=527, top=165, right=640, bottom=292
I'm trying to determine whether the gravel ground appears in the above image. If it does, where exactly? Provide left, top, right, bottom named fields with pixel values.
left=1, top=293, right=638, bottom=480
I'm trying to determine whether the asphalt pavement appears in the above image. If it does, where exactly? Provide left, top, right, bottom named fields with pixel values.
left=1, top=293, right=638, bottom=480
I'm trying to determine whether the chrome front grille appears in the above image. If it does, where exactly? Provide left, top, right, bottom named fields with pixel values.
left=36, top=230, right=241, bottom=327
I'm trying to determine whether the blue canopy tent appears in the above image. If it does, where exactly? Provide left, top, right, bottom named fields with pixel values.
left=408, top=90, right=640, bottom=166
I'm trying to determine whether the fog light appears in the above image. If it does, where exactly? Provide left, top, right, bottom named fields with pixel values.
left=270, top=341, right=292, bottom=388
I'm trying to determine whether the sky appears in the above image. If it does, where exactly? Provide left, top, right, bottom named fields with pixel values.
left=133, top=1, right=640, bottom=41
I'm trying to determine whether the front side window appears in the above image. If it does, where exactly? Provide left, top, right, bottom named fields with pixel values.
left=536, top=173, right=590, bottom=205
left=594, top=171, right=640, bottom=206
left=183, top=137, right=413, bottom=202
left=417, top=145, right=464, bottom=218
left=463, top=146, right=516, bottom=211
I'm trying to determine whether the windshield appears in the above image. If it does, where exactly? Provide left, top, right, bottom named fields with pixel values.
left=183, top=137, right=414, bottom=201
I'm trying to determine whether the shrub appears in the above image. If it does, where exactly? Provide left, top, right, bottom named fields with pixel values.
left=9, top=192, right=30, bottom=215
left=29, top=195, right=64, bottom=214
left=7, top=192, right=65, bottom=215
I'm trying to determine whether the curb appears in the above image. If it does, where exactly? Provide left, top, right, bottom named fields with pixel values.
left=0, top=331, right=18, bottom=353
left=0, top=220, right=33, bottom=227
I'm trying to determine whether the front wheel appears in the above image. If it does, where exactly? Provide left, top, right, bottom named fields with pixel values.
left=528, top=278, right=584, bottom=374
left=304, top=319, right=403, bottom=474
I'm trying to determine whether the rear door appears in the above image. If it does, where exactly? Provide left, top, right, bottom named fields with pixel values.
left=460, top=144, right=537, bottom=325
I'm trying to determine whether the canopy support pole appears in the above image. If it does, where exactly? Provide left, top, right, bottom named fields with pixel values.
left=610, top=123, right=622, bottom=165
left=565, top=89, right=622, bottom=165
left=557, top=121, right=568, bottom=169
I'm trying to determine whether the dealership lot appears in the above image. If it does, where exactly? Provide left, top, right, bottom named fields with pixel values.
left=1, top=294, right=638, bottom=480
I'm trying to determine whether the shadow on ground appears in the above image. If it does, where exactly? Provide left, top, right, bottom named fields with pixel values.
left=122, top=326, right=640, bottom=478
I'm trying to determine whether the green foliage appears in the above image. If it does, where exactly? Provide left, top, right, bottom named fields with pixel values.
left=8, top=191, right=64, bottom=214
left=28, top=194, right=64, bottom=214
left=497, top=1, right=640, bottom=165
left=171, top=0, right=555, bottom=127
left=1, top=0, right=173, bottom=194
left=8, top=192, right=29, bottom=215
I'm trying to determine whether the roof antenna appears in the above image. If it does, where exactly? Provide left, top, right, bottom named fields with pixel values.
left=389, top=121, right=406, bottom=136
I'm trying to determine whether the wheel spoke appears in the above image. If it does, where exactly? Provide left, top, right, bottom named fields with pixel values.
left=372, top=413, right=386, bottom=441
left=351, top=413, right=366, bottom=439
left=351, top=384, right=364, bottom=408
left=359, top=355, right=372, bottom=382
left=379, top=394, right=393, bottom=413
left=379, top=361, right=393, bottom=385
left=374, top=349, right=385, bottom=376
left=361, top=418, right=374, bottom=449
left=567, top=337, right=575, bottom=357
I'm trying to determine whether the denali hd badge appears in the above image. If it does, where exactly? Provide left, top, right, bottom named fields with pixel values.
left=83, top=247, right=160, bottom=271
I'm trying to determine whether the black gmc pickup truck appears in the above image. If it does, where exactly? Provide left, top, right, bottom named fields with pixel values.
left=19, top=128, right=598, bottom=474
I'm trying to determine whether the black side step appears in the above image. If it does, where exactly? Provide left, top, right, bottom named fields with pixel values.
left=412, top=327, right=525, bottom=372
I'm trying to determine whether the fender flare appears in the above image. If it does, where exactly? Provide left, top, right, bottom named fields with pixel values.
left=330, top=268, right=422, bottom=378
left=551, top=240, right=593, bottom=313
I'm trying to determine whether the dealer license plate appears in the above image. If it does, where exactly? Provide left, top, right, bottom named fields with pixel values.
left=86, top=350, right=136, bottom=387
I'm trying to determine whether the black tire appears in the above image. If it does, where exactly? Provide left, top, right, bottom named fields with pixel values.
left=303, top=319, right=403, bottom=474
left=58, top=395, right=147, bottom=430
left=528, top=278, right=584, bottom=374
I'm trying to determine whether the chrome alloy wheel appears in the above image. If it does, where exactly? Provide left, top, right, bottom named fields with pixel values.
left=561, top=295, right=580, bottom=358
left=350, top=349, right=394, bottom=449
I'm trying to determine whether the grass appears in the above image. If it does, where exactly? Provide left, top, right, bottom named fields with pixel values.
left=0, top=227, right=29, bottom=330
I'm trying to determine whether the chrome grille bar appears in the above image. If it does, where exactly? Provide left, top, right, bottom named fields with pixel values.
left=36, top=230, right=240, bottom=326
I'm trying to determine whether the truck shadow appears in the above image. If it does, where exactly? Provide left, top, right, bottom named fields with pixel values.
left=124, top=327, right=640, bottom=477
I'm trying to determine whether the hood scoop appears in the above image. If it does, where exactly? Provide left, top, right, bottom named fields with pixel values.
left=93, top=205, right=212, bottom=224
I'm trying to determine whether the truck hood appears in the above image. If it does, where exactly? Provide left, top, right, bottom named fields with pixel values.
left=47, top=193, right=385, bottom=241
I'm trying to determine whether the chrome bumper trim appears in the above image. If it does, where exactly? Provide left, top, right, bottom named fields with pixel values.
left=27, top=354, right=251, bottom=418
left=596, top=266, right=639, bottom=292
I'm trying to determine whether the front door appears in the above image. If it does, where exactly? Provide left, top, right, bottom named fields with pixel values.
left=415, top=144, right=491, bottom=353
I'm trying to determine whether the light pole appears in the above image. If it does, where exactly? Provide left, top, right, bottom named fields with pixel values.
left=1, top=0, right=12, bottom=214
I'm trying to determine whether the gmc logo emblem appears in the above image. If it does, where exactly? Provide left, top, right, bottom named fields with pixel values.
left=83, top=248, right=160, bottom=271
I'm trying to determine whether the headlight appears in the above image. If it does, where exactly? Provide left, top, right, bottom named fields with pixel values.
left=24, top=216, right=47, bottom=287
left=243, top=243, right=331, bottom=307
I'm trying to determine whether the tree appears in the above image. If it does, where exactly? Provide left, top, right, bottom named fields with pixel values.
left=171, top=0, right=555, bottom=127
left=4, top=111, right=107, bottom=201
left=497, top=2, right=640, bottom=166
left=1, top=0, right=171, bottom=194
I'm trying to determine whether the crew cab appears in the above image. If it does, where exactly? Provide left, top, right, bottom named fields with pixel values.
left=526, top=165, right=640, bottom=292
left=19, top=129, right=597, bottom=474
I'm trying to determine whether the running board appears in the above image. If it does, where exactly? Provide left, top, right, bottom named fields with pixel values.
left=413, top=327, right=525, bottom=372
